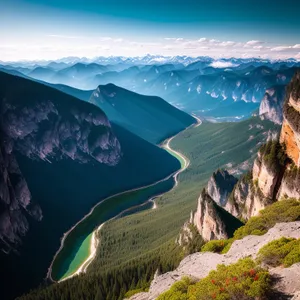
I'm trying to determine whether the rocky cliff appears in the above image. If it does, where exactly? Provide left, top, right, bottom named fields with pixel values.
left=0, top=145, right=42, bottom=253
left=228, top=71, right=300, bottom=220
left=193, top=189, right=229, bottom=241
left=0, top=71, right=121, bottom=253
left=281, top=70, right=300, bottom=167
left=259, top=85, right=286, bottom=124
left=177, top=170, right=242, bottom=243
left=183, top=71, right=300, bottom=248
left=206, top=170, right=238, bottom=207
left=192, top=185, right=243, bottom=241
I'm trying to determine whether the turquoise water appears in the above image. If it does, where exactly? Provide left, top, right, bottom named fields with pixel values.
left=51, top=172, right=176, bottom=281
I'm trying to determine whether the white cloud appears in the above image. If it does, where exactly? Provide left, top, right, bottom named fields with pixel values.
left=271, top=46, right=291, bottom=52
left=48, top=34, right=82, bottom=39
left=219, top=41, right=235, bottom=47
left=271, top=45, right=300, bottom=52
left=210, top=61, right=238, bottom=68
left=245, top=40, right=264, bottom=46
left=1, top=35, right=300, bottom=61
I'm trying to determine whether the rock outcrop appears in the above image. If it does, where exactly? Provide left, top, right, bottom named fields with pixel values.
left=193, top=190, right=229, bottom=241
left=130, top=222, right=300, bottom=300
left=228, top=72, right=300, bottom=220
left=193, top=188, right=243, bottom=241
left=0, top=145, right=42, bottom=253
left=280, top=71, right=300, bottom=167
left=259, top=85, right=286, bottom=124
left=207, top=170, right=237, bottom=207
left=252, top=152, right=279, bottom=199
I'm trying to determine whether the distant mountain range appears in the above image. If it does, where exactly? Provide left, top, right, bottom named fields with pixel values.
left=1, top=55, right=300, bottom=67
left=1, top=57, right=299, bottom=121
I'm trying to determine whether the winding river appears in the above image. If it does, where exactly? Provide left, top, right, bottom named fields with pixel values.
left=48, top=116, right=201, bottom=282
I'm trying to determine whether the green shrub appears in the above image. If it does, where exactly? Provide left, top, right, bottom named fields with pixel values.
left=124, top=288, right=148, bottom=298
left=257, top=237, right=300, bottom=267
left=259, top=140, right=287, bottom=173
left=234, top=199, right=300, bottom=240
left=157, top=277, right=193, bottom=300
left=157, top=258, right=271, bottom=300
left=200, top=199, right=300, bottom=256
left=201, top=239, right=233, bottom=254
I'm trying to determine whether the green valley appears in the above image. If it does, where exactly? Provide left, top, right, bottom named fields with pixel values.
left=19, top=117, right=277, bottom=300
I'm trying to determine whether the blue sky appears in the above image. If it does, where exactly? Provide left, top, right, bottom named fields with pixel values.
left=1, top=0, right=300, bottom=61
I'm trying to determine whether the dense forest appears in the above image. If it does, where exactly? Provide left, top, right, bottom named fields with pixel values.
left=18, top=240, right=182, bottom=300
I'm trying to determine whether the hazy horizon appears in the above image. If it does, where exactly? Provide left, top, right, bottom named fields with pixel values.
left=1, top=0, right=300, bottom=61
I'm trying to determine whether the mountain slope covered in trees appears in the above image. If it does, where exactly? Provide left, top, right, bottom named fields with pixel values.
left=0, top=71, right=181, bottom=299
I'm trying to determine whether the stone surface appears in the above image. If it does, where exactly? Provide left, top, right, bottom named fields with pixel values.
left=129, top=222, right=300, bottom=300
left=207, top=170, right=238, bottom=207
left=271, top=263, right=300, bottom=297
left=280, top=120, right=300, bottom=167
left=259, top=85, right=286, bottom=125
left=193, top=190, right=230, bottom=241
left=252, top=155, right=278, bottom=199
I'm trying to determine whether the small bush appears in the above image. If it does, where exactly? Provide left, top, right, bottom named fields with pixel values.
left=201, top=239, right=233, bottom=254
left=257, top=237, right=300, bottom=268
left=233, top=199, right=300, bottom=240
left=157, top=258, right=271, bottom=300
left=157, top=277, right=193, bottom=300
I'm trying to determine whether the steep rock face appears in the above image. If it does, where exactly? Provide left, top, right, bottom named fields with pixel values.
left=259, top=85, right=286, bottom=124
left=252, top=152, right=278, bottom=199
left=228, top=176, right=267, bottom=220
left=1, top=93, right=121, bottom=166
left=0, top=145, right=42, bottom=253
left=280, top=121, right=300, bottom=166
left=277, top=167, right=300, bottom=200
left=229, top=72, right=300, bottom=221
left=193, top=189, right=242, bottom=241
left=280, top=70, right=300, bottom=167
left=0, top=71, right=121, bottom=253
left=193, top=190, right=229, bottom=241
left=207, top=170, right=238, bottom=207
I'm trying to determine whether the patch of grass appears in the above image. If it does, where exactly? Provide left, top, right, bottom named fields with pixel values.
left=257, top=237, right=300, bottom=268
left=157, top=258, right=271, bottom=300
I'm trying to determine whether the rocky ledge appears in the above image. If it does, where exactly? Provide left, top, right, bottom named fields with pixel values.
left=129, top=222, right=300, bottom=300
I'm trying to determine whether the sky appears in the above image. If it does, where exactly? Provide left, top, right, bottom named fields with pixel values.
left=1, top=0, right=300, bottom=61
